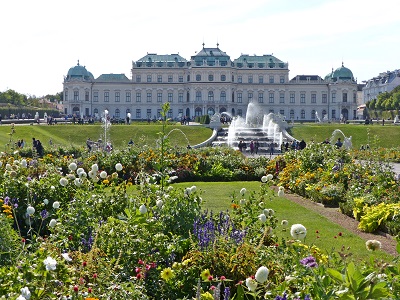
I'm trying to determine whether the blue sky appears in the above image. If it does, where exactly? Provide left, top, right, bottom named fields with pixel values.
left=1, top=0, right=399, bottom=97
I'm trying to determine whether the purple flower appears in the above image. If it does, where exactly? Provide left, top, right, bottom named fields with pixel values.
left=300, top=256, right=318, bottom=268
left=40, top=209, right=49, bottom=219
left=223, top=287, right=230, bottom=300
left=4, top=196, right=10, bottom=205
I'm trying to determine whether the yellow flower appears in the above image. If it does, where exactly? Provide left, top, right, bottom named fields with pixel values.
left=201, top=269, right=211, bottom=281
left=160, top=267, right=174, bottom=281
left=200, top=292, right=214, bottom=300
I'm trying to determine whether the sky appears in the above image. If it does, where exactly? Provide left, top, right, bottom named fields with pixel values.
left=1, top=0, right=399, bottom=97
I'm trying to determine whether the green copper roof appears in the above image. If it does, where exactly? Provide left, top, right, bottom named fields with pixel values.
left=136, top=54, right=187, bottom=63
left=96, top=74, right=130, bottom=82
left=191, top=46, right=230, bottom=66
left=332, top=63, right=354, bottom=80
left=233, top=54, right=286, bottom=68
left=67, top=62, right=94, bottom=80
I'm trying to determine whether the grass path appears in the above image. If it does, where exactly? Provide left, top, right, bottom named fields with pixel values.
left=173, top=181, right=395, bottom=261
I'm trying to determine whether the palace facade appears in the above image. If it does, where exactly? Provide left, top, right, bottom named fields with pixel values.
left=63, top=45, right=358, bottom=122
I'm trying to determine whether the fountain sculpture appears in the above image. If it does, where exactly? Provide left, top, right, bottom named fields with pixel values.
left=330, top=129, right=352, bottom=150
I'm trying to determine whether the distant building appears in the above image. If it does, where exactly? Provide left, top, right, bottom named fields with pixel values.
left=63, top=45, right=358, bottom=122
left=362, top=69, right=400, bottom=103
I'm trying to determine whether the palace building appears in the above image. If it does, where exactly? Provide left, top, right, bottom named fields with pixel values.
left=63, top=44, right=358, bottom=122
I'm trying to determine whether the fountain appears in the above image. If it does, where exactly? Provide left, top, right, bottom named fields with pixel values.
left=315, top=112, right=321, bottom=123
left=211, top=102, right=294, bottom=152
left=330, top=129, right=352, bottom=150
left=100, top=109, right=112, bottom=151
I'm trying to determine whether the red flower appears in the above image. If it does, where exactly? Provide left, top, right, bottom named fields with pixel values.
left=136, top=273, right=142, bottom=279
left=210, top=286, right=216, bottom=290
left=138, top=259, right=144, bottom=265
left=220, top=276, right=226, bottom=281
left=21, top=238, right=26, bottom=243
left=135, top=267, right=141, bottom=273
left=73, top=285, right=79, bottom=293
left=82, top=261, right=87, bottom=267
left=208, top=275, right=213, bottom=281
left=88, top=287, right=92, bottom=293
left=68, top=235, right=73, bottom=241
left=338, top=232, right=343, bottom=236
left=93, top=273, right=98, bottom=278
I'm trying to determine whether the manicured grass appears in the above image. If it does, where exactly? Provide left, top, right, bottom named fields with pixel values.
left=289, top=123, right=400, bottom=149
left=0, top=123, right=213, bottom=150
left=174, top=181, right=394, bottom=262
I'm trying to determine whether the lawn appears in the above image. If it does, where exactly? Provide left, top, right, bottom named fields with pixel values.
left=173, top=181, right=394, bottom=262
left=289, top=123, right=400, bottom=149
left=0, top=123, right=213, bottom=150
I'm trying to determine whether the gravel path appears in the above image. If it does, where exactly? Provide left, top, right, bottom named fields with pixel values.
left=277, top=188, right=398, bottom=256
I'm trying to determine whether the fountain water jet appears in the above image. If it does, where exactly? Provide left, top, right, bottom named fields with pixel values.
left=330, top=129, right=352, bottom=150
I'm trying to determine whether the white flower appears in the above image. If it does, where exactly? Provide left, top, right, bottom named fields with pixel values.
left=240, top=188, right=246, bottom=196
left=66, top=173, right=75, bottom=180
left=59, top=177, right=68, bottom=186
left=74, top=178, right=82, bottom=187
left=258, top=202, right=264, bottom=208
left=266, top=174, right=273, bottom=181
left=255, top=266, right=269, bottom=283
left=76, top=167, right=84, bottom=175
left=14, top=160, right=20, bottom=165
left=277, top=187, right=285, bottom=197
left=245, top=277, right=258, bottom=292
left=16, top=296, right=26, bottom=300
left=190, top=185, right=197, bottom=193
left=50, top=185, right=55, bottom=190
left=88, top=170, right=96, bottom=178
left=139, top=204, right=147, bottom=214
left=261, top=176, right=268, bottom=183
left=49, top=219, right=57, bottom=228
left=268, top=209, right=275, bottom=216
left=61, top=253, right=72, bottom=262
left=43, top=256, right=57, bottom=271
left=258, top=214, right=267, bottom=223
left=366, top=239, right=382, bottom=251
left=91, top=164, right=99, bottom=172
left=68, top=162, right=77, bottom=171
left=21, top=159, right=28, bottom=168
left=20, top=287, right=31, bottom=299
left=185, top=187, right=192, bottom=195
left=52, top=201, right=60, bottom=209
left=290, top=224, right=307, bottom=240
left=156, top=199, right=164, bottom=208
left=100, top=171, right=107, bottom=179
left=115, top=163, right=123, bottom=171
left=281, top=220, right=289, bottom=227
left=6, top=163, right=12, bottom=171
left=26, top=206, right=35, bottom=215
left=43, top=199, right=49, bottom=205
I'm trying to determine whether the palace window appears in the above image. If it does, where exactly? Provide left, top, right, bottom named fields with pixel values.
left=168, top=75, right=173, bottom=83
left=208, top=91, right=214, bottom=102
left=290, top=92, right=295, bottom=103
left=248, top=75, right=253, bottom=83
left=322, top=93, right=327, bottom=103
left=157, top=75, right=162, bottom=83
left=115, top=92, right=120, bottom=102
left=178, top=75, right=183, bottom=82
left=238, top=76, right=242, bottom=83
left=208, top=74, right=214, bottom=81
left=258, top=92, right=264, bottom=103
left=279, top=92, right=285, bottom=103
left=85, top=91, right=89, bottom=101
left=104, top=92, right=109, bottom=102
left=74, top=91, right=79, bottom=101
left=221, top=74, right=226, bottom=81
left=196, top=74, right=201, bottom=81
left=343, top=92, right=348, bottom=102
left=311, top=93, right=316, bottom=103
left=280, top=76, right=285, bottom=83
left=301, top=109, right=305, bottom=119
left=300, top=93, right=305, bottom=103
left=220, top=91, right=226, bottom=102
left=168, top=92, right=173, bottom=102
left=147, top=92, right=152, bottom=102
left=259, top=76, right=263, bottom=83
left=147, top=75, right=152, bottom=82
left=290, top=109, right=294, bottom=119
left=157, top=92, right=162, bottom=103
left=196, top=91, right=202, bottom=102
left=269, top=75, right=274, bottom=83
left=269, top=92, right=274, bottom=103
left=332, top=92, right=336, bottom=103
left=93, top=91, right=98, bottom=102
left=237, top=92, right=242, bottom=103
left=136, top=75, right=141, bottom=83
left=125, top=91, right=131, bottom=102
left=136, top=92, right=141, bottom=102
left=136, top=109, right=141, bottom=118
left=178, top=92, right=183, bottom=103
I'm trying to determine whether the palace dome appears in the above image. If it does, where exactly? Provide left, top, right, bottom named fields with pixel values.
left=66, top=61, right=94, bottom=80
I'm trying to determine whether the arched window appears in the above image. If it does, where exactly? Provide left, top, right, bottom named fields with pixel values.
left=208, top=91, right=214, bottom=102
left=220, top=91, right=226, bottom=102
left=207, top=107, right=215, bottom=115
left=195, top=107, right=202, bottom=117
